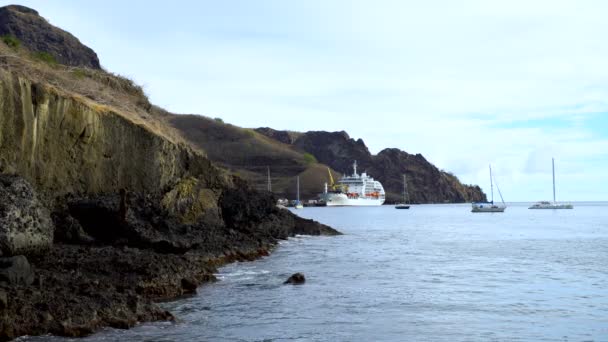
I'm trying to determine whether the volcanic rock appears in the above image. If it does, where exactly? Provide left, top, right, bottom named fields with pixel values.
left=284, top=272, right=306, bottom=285
left=0, top=174, right=53, bottom=256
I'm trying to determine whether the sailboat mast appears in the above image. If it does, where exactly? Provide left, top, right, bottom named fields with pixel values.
left=489, top=165, right=494, bottom=203
left=296, top=176, right=300, bottom=202
left=552, top=158, right=556, bottom=203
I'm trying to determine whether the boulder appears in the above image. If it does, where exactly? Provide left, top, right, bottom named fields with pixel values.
left=0, top=174, right=53, bottom=256
left=0, top=255, right=35, bottom=286
left=284, top=272, right=306, bottom=285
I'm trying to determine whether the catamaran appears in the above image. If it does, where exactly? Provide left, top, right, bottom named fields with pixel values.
left=529, top=158, right=573, bottom=209
left=395, top=174, right=410, bottom=209
left=471, top=165, right=506, bottom=213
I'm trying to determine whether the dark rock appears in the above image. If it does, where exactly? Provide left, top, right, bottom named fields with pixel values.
left=52, top=212, right=94, bottom=245
left=180, top=278, right=197, bottom=294
left=0, top=255, right=34, bottom=286
left=284, top=272, right=305, bottom=285
left=0, top=174, right=53, bottom=256
left=0, top=5, right=101, bottom=69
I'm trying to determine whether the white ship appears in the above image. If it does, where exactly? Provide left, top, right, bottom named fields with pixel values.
left=320, top=161, right=385, bottom=206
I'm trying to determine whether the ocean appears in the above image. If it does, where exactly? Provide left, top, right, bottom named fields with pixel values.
left=26, top=203, right=608, bottom=341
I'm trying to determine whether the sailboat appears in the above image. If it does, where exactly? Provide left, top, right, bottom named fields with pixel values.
left=471, top=165, right=506, bottom=213
left=294, top=176, right=304, bottom=209
left=529, top=158, right=573, bottom=209
left=395, top=174, right=410, bottom=209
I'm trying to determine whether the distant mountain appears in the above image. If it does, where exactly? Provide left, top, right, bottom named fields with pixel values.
left=255, top=128, right=486, bottom=203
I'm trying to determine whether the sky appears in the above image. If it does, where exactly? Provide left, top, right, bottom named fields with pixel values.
left=8, top=0, right=608, bottom=201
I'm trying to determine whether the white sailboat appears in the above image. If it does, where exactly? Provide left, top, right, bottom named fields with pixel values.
left=294, top=176, right=303, bottom=209
left=529, top=158, right=573, bottom=209
left=395, top=174, right=410, bottom=209
left=471, top=165, right=506, bottom=213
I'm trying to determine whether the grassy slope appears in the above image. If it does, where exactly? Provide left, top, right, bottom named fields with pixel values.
left=0, top=41, right=184, bottom=145
left=164, top=114, right=338, bottom=199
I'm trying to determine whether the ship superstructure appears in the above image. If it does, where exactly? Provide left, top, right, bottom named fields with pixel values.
left=320, top=161, right=385, bottom=206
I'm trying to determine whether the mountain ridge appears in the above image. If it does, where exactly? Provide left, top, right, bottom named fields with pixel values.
left=254, top=127, right=486, bottom=203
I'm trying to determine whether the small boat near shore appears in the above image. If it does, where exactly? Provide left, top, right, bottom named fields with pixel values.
left=529, top=158, right=573, bottom=209
left=471, top=164, right=506, bottom=213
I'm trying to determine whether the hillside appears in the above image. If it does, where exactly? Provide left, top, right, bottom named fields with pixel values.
left=162, top=114, right=342, bottom=200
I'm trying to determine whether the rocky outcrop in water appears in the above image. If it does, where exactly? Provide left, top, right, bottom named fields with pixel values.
left=284, top=272, right=306, bottom=285
left=0, top=5, right=101, bottom=69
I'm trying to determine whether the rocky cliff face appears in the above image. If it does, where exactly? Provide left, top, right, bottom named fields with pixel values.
left=255, top=130, right=486, bottom=203
left=0, top=9, right=339, bottom=340
left=255, top=127, right=302, bottom=145
left=0, top=5, right=101, bottom=69
left=0, top=71, right=226, bottom=203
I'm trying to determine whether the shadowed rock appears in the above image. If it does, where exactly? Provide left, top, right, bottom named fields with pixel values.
left=284, top=273, right=306, bottom=285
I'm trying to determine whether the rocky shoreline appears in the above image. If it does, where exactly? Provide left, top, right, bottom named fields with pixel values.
left=0, top=175, right=340, bottom=341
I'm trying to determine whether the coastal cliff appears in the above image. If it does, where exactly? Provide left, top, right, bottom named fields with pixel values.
left=0, top=5, right=338, bottom=340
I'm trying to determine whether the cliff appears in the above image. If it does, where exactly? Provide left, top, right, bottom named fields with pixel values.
left=255, top=129, right=487, bottom=203
left=0, top=6, right=338, bottom=340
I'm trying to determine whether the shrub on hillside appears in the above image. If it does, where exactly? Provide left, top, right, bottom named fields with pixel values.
left=303, top=153, right=317, bottom=164
left=33, top=51, right=57, bottom=65
left=1, top=35, right=20, bottom=49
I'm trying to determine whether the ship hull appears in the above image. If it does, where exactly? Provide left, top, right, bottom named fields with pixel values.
left=322, top=193, right=385, bottom=206
left=529, top=204, right=573, bottom=209
left=471, top=203, right=506, bottom=213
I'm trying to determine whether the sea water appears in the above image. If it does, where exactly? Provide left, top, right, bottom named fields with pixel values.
left=27, top=203, right=608, bottom=341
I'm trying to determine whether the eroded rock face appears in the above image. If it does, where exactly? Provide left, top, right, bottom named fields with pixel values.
left=0, top=5, right=101, bottom=69
left=0, top=174, right=53, bottom=256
